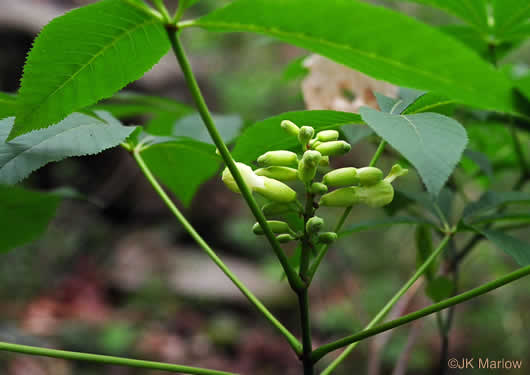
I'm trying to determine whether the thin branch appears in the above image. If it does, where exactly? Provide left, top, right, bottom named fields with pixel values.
left=0, top=341, right=235, bottom=375
left=311, top=264, right=530, bottom=363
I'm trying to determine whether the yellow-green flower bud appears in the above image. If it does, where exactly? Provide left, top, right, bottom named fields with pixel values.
left=385, top=164, right=408, bottom=183
left=306, top=216, right=324, bottom=234
left=277, top=233, right=296, bottom=243
left=298, top=150, right=321, bottom=184
left=319, top=187, right=358, bottom=207
left=298, top=126, right=314, bottom=146
left=255, top=177, right=297, bottom=203
left=315, top=140, right=351, bottom=156
left=323, top=167, right=358, bottom=187
left=281, top=120, right=300, bottom=137
left=357, top=167, right=383, bottom=186
left=255, top=166, right=298, bottom=181
left=252, top=220, right=291, bottom=235
left=222, top=162, right=265, bottom=193
left=316, top=130, right=339, bottom=142
left=357, top=180, right=394, bottom=208
left=262, top=202, right=295, bottom=217
left=318, top=232, right=338, bottom=244
left=258, top=150, right=298, bottom=167
left=319, top=156, right=329, bottom=166
left=309, top=139, right=321, bottom=149
left=310, top=182, right=328, bottom=195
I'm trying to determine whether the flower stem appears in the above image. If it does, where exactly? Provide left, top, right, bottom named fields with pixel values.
left=165, top=28, right=304, bottom=292
left=0, top=341, right=234, bottom=375
left=312, top=263, right=530, bottom=364
left=132, top=150, right=302, bottom=356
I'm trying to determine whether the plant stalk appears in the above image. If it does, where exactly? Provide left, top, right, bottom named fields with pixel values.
left=311, top=264, right=530, bottom=363
left=165, top=28, right=304, bottom=292
left=320, top=234, right=451, bottom=374
left=132, top=150, right=302, bottom=355
left=0, top=341, right=234, bottom=375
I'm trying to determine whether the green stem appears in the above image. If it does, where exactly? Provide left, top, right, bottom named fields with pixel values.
left=319, top=234, right=451, bottom=374
left=150, top=0, right=171, bottom=22
left=166, top=28, right=304, bottom=292
left=0, top=341, right=234, bottom=375
left=132, top=150, right=302, bottom=356
left=312, top=264, right=530, bottom=364
left=298, top=192, right=315, bottom=374
left=307, top=206, right=352, bottom=281
left=369, top=140, right=386, bottom=167
left=298, top=289, right=314, bottom=375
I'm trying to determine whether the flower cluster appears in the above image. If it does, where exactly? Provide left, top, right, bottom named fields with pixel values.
left=221, top=119, right=407, bottom=244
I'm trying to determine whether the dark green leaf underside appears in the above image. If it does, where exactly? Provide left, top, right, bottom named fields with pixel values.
left=0, top=185, right=62, bottom=253
left=232, top=110, right=363, bottom=164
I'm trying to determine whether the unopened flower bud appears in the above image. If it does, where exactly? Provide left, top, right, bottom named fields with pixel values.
left=306, top=216, right=324, bottom=234
left=298, top=126, right=314, bottom=146
left=258, top=150, right=298, bottom=167
left=262, top=202, right=295, bottom=217
left=252, top=220, right=291, bottom=235
left=315, top=140, right=351, bottom=156
left=298, top=150, right=321, bottom=184
left=281, top=120, right=300, bottom=137
left=318, top=232, right=338, bottom=244
left=319, top=156, right=329, bottom=166
left=310, top=182, right=328, bottom=195
left=357, top=167, right=383, bottom=186
left=323, top=167, right=358, bottom=187
left=222, top=162, right=264, bottom=193
left=357, top=180, right=394, bottom=207
left=384, top=164, right=408, bottom=183
left=276, top=233, right=296, bottom=243
left=255, top=166, right=298, bottom=181
left=316, top=130, right=339, bottom=142
left=255, top=176, right=297, bottom=203
left=319, top=187, right=358, bottom=207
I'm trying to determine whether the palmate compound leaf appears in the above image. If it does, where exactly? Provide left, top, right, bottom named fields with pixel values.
left=475, top=228, right=530, bottom=266
left=190, top=0, right=519, bottom=115
left=0, top=112, right=136, bottom=185
left=360, top=107, right=468, bottom=196
left=0, top=185, right=62, bottom=253
left=9, top=0, right=170, bottom=140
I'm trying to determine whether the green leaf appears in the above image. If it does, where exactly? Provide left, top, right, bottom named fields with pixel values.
left=426, top=276, right=454, bottom=302
left=92, top=92, right=194, bottom=119
left=341, top=125, right=373, bottom=146
left=11, top=0, right=169, bottom=140
left=471, top=212, right=530, bottom=225
left=181, top=0, right=202, bottom=10
left=463, top=191, right=530, bottom=219
left=0, top=93, right=17, bottom=120
left=283, top=56, right=310, bottom=82
left=476, top=228, right=530, bottom=266
left=0, top=113, right=135, bottom=185
left=463, top=149, right=493, bottom=178
left=340, top=216, right=433, bottom=237
left=231, top=110, right=363, bottom=163
left=394, top=188, right=452, bottom=224
left=141, top=138, right=220, bottom=206
left=191, top=0, right=519, bottom=114
left=402, top=92, right=456, bottom=116
left=396, top=0, right=530, bottom=41
left=360, top=107, right=467, bottom=196
left=0, top=185, right=62, bottom=253
left=515, top=73, right=530, bottom=102
left=172, top=113, right=243, bottom=144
